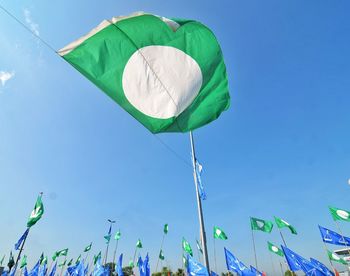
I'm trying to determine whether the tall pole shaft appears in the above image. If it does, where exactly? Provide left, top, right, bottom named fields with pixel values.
left=14, top=228, right=30, bottom=268
left=189, top=131, right=210, bottom=273
left=278, top=228, right=287, bottom=247
left=156, top=233, right=165, bottom=272
left=251, top=228, right=258, bottom=270
left=112, top=239, right=119, bottom=269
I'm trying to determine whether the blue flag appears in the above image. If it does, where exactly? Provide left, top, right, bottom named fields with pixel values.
left=116, top=254, right=123, bottom=276
left=29, top=261, right=40, bottom=276
left=39, top=262, right=47, bottom=276
left=224, top=248, right=254, bottom=276
left=310, top=258, right=334, bottom=276
left=104, top=225, right=112, bottom=244
left=14, top=229, right=29, bottom=250
left=23, top=267, right=28, bottom=276
left=49, top=262, right=57, bottom=276
left=84, top=264, right=88, bottom=275
left=186, top=255, right=208, bottom=276
left=195, top=159, right=206, bottom=200
left=281, top=246, right=324, bottom=275
left=140, top=254, right=150, bottom=276
left=318, top=225, right=350, bottom=246
left=92, top=257, right=108, bottom=276
left=137, top=256, right=143, bottom=270
left=250, top=266, right=262, bottom=276
left=67, top=261, right=84, bottom=276
left=210, top=271, right=218, bottom=276
left=8, top=266, right=16, bottom=276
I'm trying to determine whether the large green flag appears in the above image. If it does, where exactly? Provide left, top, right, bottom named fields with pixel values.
left=267, top=242, right=284, bottom=257
left=114, top=231, right=121, bottom=240
left=27, top=195, right=44, bottom=228
left=159, top=250, right=165, bottom=260
left=274, top=216, right=297, bottom=235
left=59, top=12, right=230, bottom=134
left=213, top=226, right=228, bottom=240
left=20, top=255, right=27, bottom=269
left=136, top=239, right=143, bottom=248
left=84, top=243, right=92, bottom=252
left=164, top=224, right=169, bottom=234
left=182, top=238, right=193, bottom=256
left=327, top=250, right=347, bottom=265
left=52, top=249, right=68, bottom=261
left=250, top=217, right=273, bottom=233
left=329, top=206, right=350, bottom=222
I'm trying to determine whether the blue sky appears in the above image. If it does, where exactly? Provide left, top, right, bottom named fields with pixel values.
left=1, top=0, right=350, bottom=273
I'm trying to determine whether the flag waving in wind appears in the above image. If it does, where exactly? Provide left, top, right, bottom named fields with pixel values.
left=250, top=217, right=273, bottom=233
left=104, top=225, right=112, bottom=244
left=267, top=242, right=284, bottom=257
left=59, top=12, right=230, bottom=134
left=163, top=224, right=169, bottom=234
left=213, top=226, right=228, bottom=240
left=182, top=238, right=193, bottom=257
left=186, top=255, right=208, bottom=276
left=27, top=195, right=44, bottom=228
left=274, top=216, right=297, bottom=235
left=84, top=243, right=92, bottom=252
left=15, top=229, right=29, bottom=250
left=329, top=206, right=350, bottom=222
left=318, top=225, right=350, bottom=246
left=195, top=159, right=206, bottom=200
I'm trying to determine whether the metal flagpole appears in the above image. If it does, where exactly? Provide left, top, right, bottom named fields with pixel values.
left=277, top=228, right=287, bottom=247
left=321, top=240, right=336, bottom=273
left=189, top=131, right=210, bottom=273
left=112, top=236, right=120, bottom=270
left=268, top=252, right=276, bottom=276
left=156, top=233, right=165, bottom=272
left=251, top=227, right=258, bottom=270
left=279, top=262, right=284, bottom=276
left=213, top=237, right=217, bottom=273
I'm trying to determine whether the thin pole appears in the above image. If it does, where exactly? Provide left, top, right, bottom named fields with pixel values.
left=112, top=238, right=119, bottom=270
left=213, top=238, right=217, bottom=273
left=132, top=247, right=137, bottom=267
left=156, top=233, right=165, bottom=272
left=278, top=228, right=287, bottom=247
left=59, top=256, right=67, bottom=276
left=84, top=251, right=90, bottom=265
left=251, top=228, right=258, bottom=270
left=189, top=131, right=210, bottom=273
left=279, top=262, right=284, bottom=276
left=268, top=252, right=276, bottom=276
left=104, top=220, right=115, bottom=265
left=14, top=228, right=30, bottom=268
left=321, top=241, right=336, bottom=273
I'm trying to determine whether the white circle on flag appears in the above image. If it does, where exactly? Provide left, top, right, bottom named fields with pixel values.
left=336, top=209, right=349, bottom=220
left=122, top=45, right=203, bottom=119
left=332, top=253, right=340, bottom=260
left=257, top=221, right=265, bottom=228
left=271, top=246, right=278, bottom=253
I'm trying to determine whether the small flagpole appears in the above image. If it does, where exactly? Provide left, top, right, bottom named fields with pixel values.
left=213, top=237, right=217, bottom=273
left=156, top=232, right=165, bottom=272
left=251, top=227, right=258, bottom=270
left=59, top=256, right=67, bottom=276
left=112, top=234, right=120, bottom=270
left=277, top=228, right=287, bottom=247
left=268, top=252, right=276, bottom=276
left=189, top=131, right=210, bottom=273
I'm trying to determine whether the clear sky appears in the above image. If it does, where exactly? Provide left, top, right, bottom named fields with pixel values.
left=1, top=0, right=350, bottom=274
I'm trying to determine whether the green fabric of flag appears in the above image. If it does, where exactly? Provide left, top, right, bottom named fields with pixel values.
left=250, top=217, right=273, bottom=233
left=114, top=231, right=121, bottom=240
left=129, top=260, right=134, bottom=268
left=329, top=206, right=350, bottom=222
left=327, top=250, right=347, bottom=265
left=182, top=254, right=187, bottom=266
left=59, top=12, right=230, bottom=134
left=41, top=256, right=47, bottom=265
left=59, top=260, right=66, bottom=267
left=0, top=255, right=5, bottom=266
left=67, top=259, right=73, bottom=267
left=27, top=195, right=44, bottom=228
left=213, top=226, right=228, bottom=240
left=84, top=243, right=92, bottom=252
left=267, top=242, right=284, bottom=257
left=52, top=249, right=68, bottom=261
left=159, top=250, right=165, bottom=260
left=196, top=240, right=203, bottom=254
left=104, top=234, right=111, bottom=244
left=39, top=253, right=44, bottom=265
left=75, top=255, right=81, bottom=265
left=93, top=252, right=101, bottom=265
left=20, top=255, right=27, bottom=269
left=164, top=224, right=169, bottom=234
left=136, top=239, right=142, bottom=248
left=274, top=216, right=297, bottom=235
left=182, top=238, right=193, bottom=256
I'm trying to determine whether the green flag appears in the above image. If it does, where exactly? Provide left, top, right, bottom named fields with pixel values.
left=182, top=254, right=187, bottom=266
left=20, top=255, right=27, bottom=269
left=164, top=224, right=169, bottom=234
left=84, top=243, right=92, bottom=252
left=59, top=12, right=230, bottom=134
left=327, top=250, right=347, bottom=265
left=329, top=206, right=350, bottom=222
left=27, top=195, right=44, bottom=228
left=196, top=240, right=203, bottom=254
left=58, top=260, right=66, bottom=267
left=274, top=216, right=297, bottom=235
left=67, top=259, right=73, bottom=267
left=52, top=249, right=68, bottom=261
left=114, top=231, right=121, bottom=240
left=213, top=226, right=228, bottom=240
left=267, top=242, right=284, bottom=257
left=159, top=250, right=165, bottom=260
left=182, top=238, right=193, bottom=256
left=104, top=234, right=111, bottom=244
left=250, top=217, right=273, bottom=233
left=136, top=239, right=142, bottom=248
left=39, top=253, right=44, bottom=265
left=93, top=252, right=101, bottom=265
left=75, top=255, right=81, bottom=265
left=129, top=260, right=134, bottom=268
left=41, top=256, right=48, bottom=265
left=0, top=255, right=5, bottom=266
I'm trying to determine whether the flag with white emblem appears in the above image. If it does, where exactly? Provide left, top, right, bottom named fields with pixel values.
left=329, top=206, right=350, bottom=222
left=274, top=216, right=297, bottom=235
left=27, top=195, right=44, bottom=228
left=250, top=217, right=273, bottom=233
